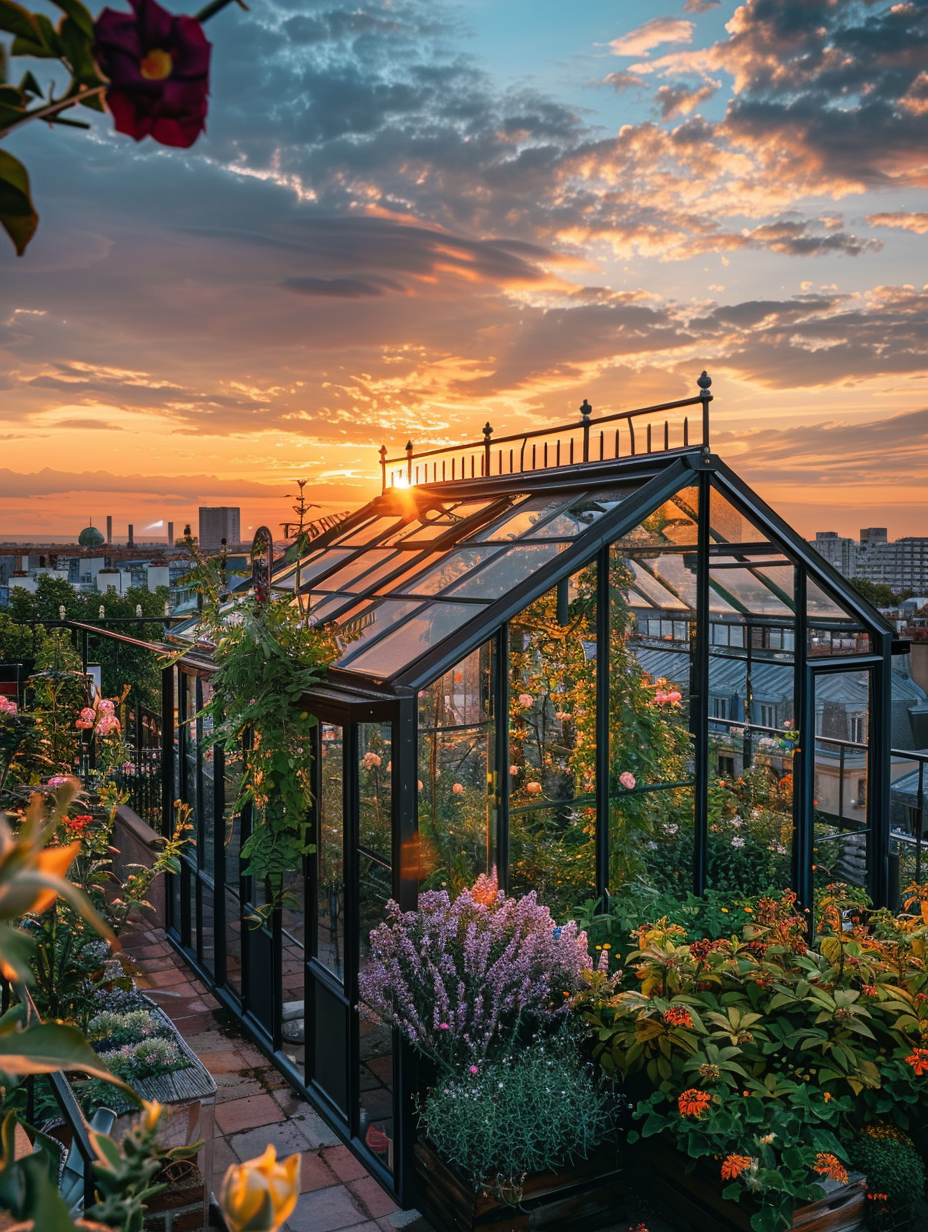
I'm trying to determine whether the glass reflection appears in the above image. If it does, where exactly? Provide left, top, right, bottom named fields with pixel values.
left=508, top=563, right=597, bottom=911
left=812, top=669, right=870, bottom=892
left=417, top=643, right=496, bottom=892
left=317, top=724, right=344, bottom=981
left=359, top=722, right=392, bottom=863
left=357, top=857, right=394, bottom=1173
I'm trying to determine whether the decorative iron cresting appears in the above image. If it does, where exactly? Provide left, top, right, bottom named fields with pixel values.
left=380, top=372, right=712, bottom=492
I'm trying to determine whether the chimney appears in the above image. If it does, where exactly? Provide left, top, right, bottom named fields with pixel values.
left=106, top=515, right=113, bottom=545
left=167, top=521, right=174, bottom=547
left=127, top=523, right=135, bottom=548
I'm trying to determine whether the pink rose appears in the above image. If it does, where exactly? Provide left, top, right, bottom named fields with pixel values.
left=518, top=693, right=533, bottom=707
left=98, top=698, right=116, bottom=715
left=509, top=765, right=520, bottom=776
left=0, top=696, right=17, bottom=714
left=667, top=690, right=682, bottom=704
left=619, top=771, right=636, bottom=790
left=452, top=783, right=464, bottom=795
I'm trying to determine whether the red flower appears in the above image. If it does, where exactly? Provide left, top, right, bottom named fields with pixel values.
left=905, top=1048, right=928, bottom=1076
left=663, top=1005, right=693, bottom=1029
left=94, top=0, right=211, bottom=148
left=678, top=1089, right=711, bottom=1117
left=721, top=1154, right=754, bottom=1181
left=814, top=1153, right=848, bottom=1184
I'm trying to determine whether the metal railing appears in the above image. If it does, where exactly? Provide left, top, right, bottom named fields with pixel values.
left=379, top=374, right=713, bottom=491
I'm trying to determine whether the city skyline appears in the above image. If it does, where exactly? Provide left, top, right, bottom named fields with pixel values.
left=2, top=0, right=927, bottom=538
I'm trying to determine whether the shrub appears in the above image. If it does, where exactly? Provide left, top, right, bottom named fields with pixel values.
left=417, top=1037, right=614, bottom=1195
left=576, top=884, right=928, bottom=1232
left=846, top=1126, right=925, bottom=1215
left=358, top=872, right=590, bottom=1070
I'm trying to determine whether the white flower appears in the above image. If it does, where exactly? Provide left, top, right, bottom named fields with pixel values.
left=731, top=836, right=746, bottom=848
left=730, top=815, right=743, bottom=828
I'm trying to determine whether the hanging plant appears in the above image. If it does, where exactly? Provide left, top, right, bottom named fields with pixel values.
left=173, top=545, right=335, bottom=907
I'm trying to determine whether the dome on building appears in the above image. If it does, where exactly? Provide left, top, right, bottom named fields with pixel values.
left=78, top=524, right=105, bottom=547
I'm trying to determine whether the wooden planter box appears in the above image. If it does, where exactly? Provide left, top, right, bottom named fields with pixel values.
left=629, top=1136, right=867, bottom=1232
left=143, top=1158, right=207, bottom=1232
left=413, top=1139, right=625, bottom=1232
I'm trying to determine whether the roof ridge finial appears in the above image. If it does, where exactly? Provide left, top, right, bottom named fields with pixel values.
left=697, top=370, right=712, bottom=397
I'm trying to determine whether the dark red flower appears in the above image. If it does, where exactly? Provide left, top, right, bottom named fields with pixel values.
left=94, top=0, right=211, bottom=149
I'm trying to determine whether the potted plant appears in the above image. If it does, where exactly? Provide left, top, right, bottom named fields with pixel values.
left=358, top=872, right=624, bottom=1231
left=576, top=884, right=928, bottom=1232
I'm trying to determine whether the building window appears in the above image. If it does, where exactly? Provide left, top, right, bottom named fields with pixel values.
left=857, top=778, right=867, bottom=807
left=711, top=697, right=729, bottom=721
left=756, top=703, right=776, bottom=730
left=849, top=713, right=867, bottom=744
left=718, top=755, right=735, bottom=779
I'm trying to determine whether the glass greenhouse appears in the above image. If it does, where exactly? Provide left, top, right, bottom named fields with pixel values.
left=163, top=378, right=897, bottom=1201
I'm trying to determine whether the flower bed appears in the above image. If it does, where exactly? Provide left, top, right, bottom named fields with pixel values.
left=576, top=884, right=928, bottom=1232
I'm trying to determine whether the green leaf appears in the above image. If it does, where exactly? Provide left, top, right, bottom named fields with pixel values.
left=17, top=70, right=41, bottom=96
left=49, top=0, right=94, bottom=38
left=0, top=923, right=35, bottom=983
left=0, top=0, right=37, bottom=41
left=0, top=145, right=37, bottom=255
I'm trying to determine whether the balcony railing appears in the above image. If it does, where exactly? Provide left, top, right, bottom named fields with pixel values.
left=379, top=373, right=713, bottom=492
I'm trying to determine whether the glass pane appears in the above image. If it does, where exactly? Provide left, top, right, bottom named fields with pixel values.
left=280, top=870, right=305, bottom=1073
left=200, top=679, right=215, bottom=874
left=613, top=787, right=695, bottom=898
left=331, top=516, right=404, bottom=547
left=443, top=542, right=569, bottom=599
left=224, top=887, right=243, bottom=998
left=374, top=551, right=444, bottom=595
left=471, top=496, right=570, bottom=541
left=627, top=558, right=691, bottom=611
left=609, top=538, right=695, bottom=897
left=709, top=563, right=794, bottom=616
left=807, top=578, right=870, bottom=655
left=708, top=486, right=773, bottom=547
left=357, top=857, right=394, bottom=1173
left=317, top=724, right=344, bottom=981
left=200, top=883, right=215, bottom=975
left=812, top=669, right=870, bottom=892
left=315, top=552, right=408, bottom=596
left=507, top=563, right=598, bottom=914
left=184, top=674, right=199, bottom=844
left=275, top=549, right=353, bottom=589
left=417, top=643, right=496, bottom=893
left=394, top=547, right=505, bottom=595
left=313, top=549, right=397, bottom=593
left=616, top=485, right=699, bottom=548
left=359, top=722, right=392, bottom=862
left=341, top=602, right=481, bottom=677
left=336, top=599, right=425, bottom=659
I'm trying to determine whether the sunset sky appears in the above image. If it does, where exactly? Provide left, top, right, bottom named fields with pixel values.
left=2, top=0, right=927, bottom=542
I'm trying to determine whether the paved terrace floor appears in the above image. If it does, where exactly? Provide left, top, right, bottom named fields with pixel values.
left=123, top=924, right=681, bottom=1232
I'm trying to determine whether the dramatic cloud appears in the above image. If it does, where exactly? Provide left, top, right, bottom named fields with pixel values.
left=1, top=0, right=927, bottom=536
left=609, top=19, right=695, bottom=58
left=866, top=212, right=928, bottom=235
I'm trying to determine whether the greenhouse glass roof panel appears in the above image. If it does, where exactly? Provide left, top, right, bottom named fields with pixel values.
left=392, top=546, right=506, bottom=596
left=340, top=601, right=484, bottom=676
left=443, top=542, right=571, bottom=600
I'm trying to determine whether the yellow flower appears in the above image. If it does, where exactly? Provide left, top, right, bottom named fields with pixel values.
left=140, top=1100, right=163, bottom=1133
left=220, top=1145, right=301, bottom=1232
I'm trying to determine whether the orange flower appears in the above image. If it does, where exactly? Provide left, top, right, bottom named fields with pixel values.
left=861, top=985, right=878, bottom=997
left=813, top=1154, right=848, bottom=1184
left=905, top=1048, right=928, bottom=1076
left=663, top=1005, right=693, bottom=1029
left=720, top=1155, right=754, bottom=1181
left=678, top=1089, right=712, bottom=1117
